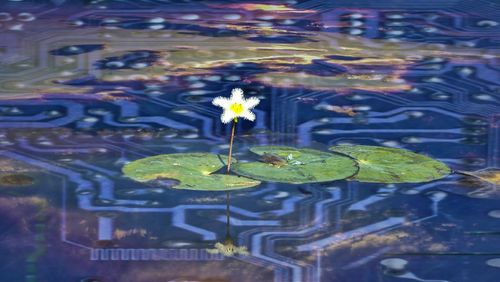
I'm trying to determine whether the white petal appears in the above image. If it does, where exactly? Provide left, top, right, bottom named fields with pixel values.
left=230, top=88, right=244, bottom=104
left=243, top=96, right=260, bottom=109
left=212, top=96, right=230, bottom=108
left=221, top=110, right=236, bottom=123
left=239, top=110, right=256, bottom=121
left=231, top=88, right=244, bottom=96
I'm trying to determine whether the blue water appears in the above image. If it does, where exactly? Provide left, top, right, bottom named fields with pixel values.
left=0, top=1, right=499, bottom=281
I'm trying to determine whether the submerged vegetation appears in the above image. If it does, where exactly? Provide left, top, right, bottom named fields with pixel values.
left=0, top=174, right=35, bottom=187
left=456, top=169, right=500, bottom=186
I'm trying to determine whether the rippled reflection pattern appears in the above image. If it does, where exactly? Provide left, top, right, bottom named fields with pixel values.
left=0, top=0, right=499, bottom=281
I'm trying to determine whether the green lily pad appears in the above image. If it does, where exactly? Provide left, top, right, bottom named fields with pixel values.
left=329, top=145, right=451, bottom=183
left=231, top=146, right=358, bottom=184
left=122, top=153, right=261, bottom=191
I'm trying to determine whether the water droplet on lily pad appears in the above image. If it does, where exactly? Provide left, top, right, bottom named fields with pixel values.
left=231, top=146, right=358, bottom=184
left=122, top=153, right=260, bottom=191
left=329, top=145, right=451, bottom=183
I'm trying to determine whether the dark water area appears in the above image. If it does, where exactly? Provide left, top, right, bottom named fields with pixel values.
left=0, top=0, right=499, bottom=281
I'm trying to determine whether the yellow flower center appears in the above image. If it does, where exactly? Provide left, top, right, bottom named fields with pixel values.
left=230, top=103, right=244, bottom=115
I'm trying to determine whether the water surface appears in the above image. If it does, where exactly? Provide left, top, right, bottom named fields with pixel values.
left=0, top=1, right=499, bottom=281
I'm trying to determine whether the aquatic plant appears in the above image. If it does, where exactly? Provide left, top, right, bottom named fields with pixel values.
left=212, top=88, right=260, bottom=172
left=122, top=143, right=500, bottom=191
left=207, top=193, right=249, bottom=257
left=207, top=238, right=250, bottom=257
left=231, top=146, right=358, bottom=184
left=329, top=145, right=451, bottom=183
left=456, top=169, right=500, bottom=186
left=123, top=145, right=458, bottom=190
left=0, top=174, right=34, bottom=186
left=122, top=153, right=260, bottom=191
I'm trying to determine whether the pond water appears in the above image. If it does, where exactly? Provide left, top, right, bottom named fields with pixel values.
left=0, top=1, right=499, bottom=281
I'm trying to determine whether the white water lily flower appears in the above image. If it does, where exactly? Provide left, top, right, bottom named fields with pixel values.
left=212, top=88, right=260, bottom=123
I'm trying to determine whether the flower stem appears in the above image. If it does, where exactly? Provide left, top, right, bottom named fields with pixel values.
left=225, top=192, right=231, bottom=240
left=226, top=119, right=237, bottom=173
left=225, top=119, right=236, bottom=242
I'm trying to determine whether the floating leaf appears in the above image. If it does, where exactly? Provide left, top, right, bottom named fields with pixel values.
left=329, top=145, right=451, bottom=183
left=122, top=153, right=260, bottom=191
left=231, top=146, right=358, bottom=184
left=457, top=169, right=500, bottom=186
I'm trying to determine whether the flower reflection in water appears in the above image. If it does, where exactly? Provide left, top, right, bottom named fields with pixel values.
left=207, top=237, right=250, bottom=257
left=207, top=192, right=249, bottom=257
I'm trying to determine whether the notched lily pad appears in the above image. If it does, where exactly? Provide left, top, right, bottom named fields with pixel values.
left=122, top=153, right=260, bottom=191
left=231, top=146, right=358, bottom=184
left=329, top=145, right=451, bottom=183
